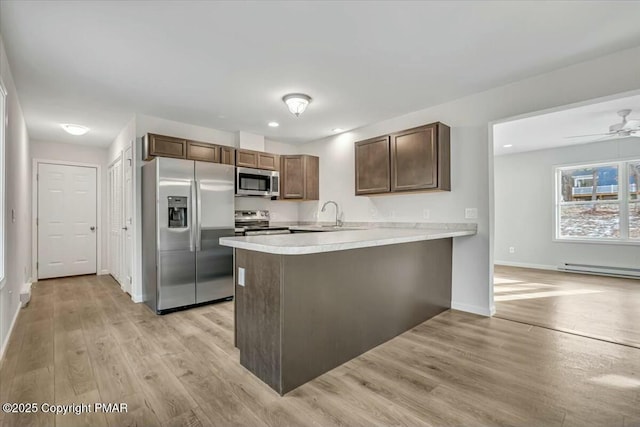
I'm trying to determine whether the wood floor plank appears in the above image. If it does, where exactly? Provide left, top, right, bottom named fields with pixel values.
left=119, top=338, right=198, bottom=423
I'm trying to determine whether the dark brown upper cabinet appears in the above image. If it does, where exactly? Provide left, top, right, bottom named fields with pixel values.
left=281, top=155, right=319, bottom=200
left=143, top=133, right=236, bottom=164
left=355, top=135, right=391, bottom=195
left=187, top=141, right=219, bottom=163
left=145, top=133, right=187, bottom=160
left=220, top=146, right=235, bottom=165
left=236, top=149, right=279, bottom=171
left=354, top=122, right=450, bottom=196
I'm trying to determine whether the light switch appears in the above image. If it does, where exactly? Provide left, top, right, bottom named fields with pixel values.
left=238, top=267, right=245, bottom=287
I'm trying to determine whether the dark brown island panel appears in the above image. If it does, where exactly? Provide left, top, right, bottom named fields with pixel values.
left=234, top=238, right=452, bottom=395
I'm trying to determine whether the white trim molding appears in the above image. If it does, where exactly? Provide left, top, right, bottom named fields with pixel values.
left=0, top=301, right=20, bottom=362
left=32, top=158, right=103, bottom=280
left=494, top=260, right=558, bottom=271
left=20, top=280, right=31, bottom=307
left=451, top=301, right=493, bottom=317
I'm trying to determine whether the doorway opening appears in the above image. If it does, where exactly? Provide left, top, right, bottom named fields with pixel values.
left=491, top=91, right=640, bottom=348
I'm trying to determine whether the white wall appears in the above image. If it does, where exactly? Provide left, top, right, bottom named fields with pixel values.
left=0, top=34, right=30, bottom=358
left=494, top=137, right=640, bottom=269
left=297, top=44, right=640, bottom=316
left=31, top=140, right=110, bottom=274
left=136, top=114, right=237, bottom=148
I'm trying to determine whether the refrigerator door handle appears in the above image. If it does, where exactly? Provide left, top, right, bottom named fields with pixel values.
left=196, top=180, right=202, bottom=251
left=190, top=180, right=196, bottom=252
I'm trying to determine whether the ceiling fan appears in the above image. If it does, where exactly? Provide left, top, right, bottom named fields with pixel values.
left=566, top=109, right=640, bottom=140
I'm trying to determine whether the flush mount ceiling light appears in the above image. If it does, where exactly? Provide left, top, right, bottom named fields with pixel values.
left=61, top=123, right=89, bottom=136
left=503, top=144, right=513, bottom=148
left=332, top=128, right=344, bottom=133
left=282, top=93, right=312, bottom=117
left=268, top=121, right=280, bottom=128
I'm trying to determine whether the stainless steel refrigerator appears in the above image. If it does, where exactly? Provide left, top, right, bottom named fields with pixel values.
left=142, top=157, right=235, bottom=314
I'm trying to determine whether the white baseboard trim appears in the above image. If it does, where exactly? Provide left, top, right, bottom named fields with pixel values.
left=20, top=281, right=32, bottom=307
left=451, top=301, right=493, bottom=317
left=0, top=303, right=21, bottom=363
left=131, top=293, right=143, bottom=303
left=98, top=269, right=110, bottom=275
left=494, top=261, right=558, bottom=271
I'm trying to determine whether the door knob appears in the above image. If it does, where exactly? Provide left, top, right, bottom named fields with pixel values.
left=90, top=226, right=96, bottom=231
left=122, top=226, right=128, bottom=231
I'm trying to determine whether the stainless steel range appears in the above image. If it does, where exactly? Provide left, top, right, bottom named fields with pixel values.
left=235, top=210, right=291, bottom=236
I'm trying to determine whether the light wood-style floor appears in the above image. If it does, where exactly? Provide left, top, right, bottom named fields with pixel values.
left=1, top=274, right=639, bottom=427
left=494, top=265, right=640, bottom=349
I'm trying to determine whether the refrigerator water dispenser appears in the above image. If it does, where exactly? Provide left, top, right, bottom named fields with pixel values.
left=168, top=196, right=188, bottom=228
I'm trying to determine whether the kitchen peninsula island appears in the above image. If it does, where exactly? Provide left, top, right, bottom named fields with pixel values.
left=220, top=226, right=476, bottom=395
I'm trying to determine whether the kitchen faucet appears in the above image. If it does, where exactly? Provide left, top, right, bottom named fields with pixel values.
left=321, top=200, right=342, bottom=227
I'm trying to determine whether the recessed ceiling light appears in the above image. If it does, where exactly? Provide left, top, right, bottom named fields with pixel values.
left=503, top=144, right=513, bottom=148
left=332, top=128, right=344, bottom=133
left=268, top=121, right=279, bottom=128
left=61, top=124, right=89, bottom=136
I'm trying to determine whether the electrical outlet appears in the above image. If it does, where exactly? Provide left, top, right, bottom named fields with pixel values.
left=391, top=210, right=398, bottom=219
left=271, top=212, right=278, bottom=220
left=465, top=208, right=478, bottom=219
left=423, top=209, right=430, bottom=220
left=370, top=209, right=378, bottom=219
left=509, top=247, right=515, bottom=254
left=238, top=268, right=245, bottom=287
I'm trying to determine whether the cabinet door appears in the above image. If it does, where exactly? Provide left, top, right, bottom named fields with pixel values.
left=148, top=134, right=187, bottom=159
left=220, top=146, right=235, bottom=165
left=187, top=141, right=219, bottom=163
left=304, top=155, right=319, bottom=201
left=281, top=155, right=304, bottom=199
left=390, top=124, right=437, bottom=192
left=258, top=153, right=279, bottom=171
left=236, top=149, right=259, bottom=168
left=355, top=136, right=390, bottom=195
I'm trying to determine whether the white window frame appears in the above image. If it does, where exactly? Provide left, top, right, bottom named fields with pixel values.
left=0, top=79, right=6, bottom=289
left=554, top=159, right=639, bottom=245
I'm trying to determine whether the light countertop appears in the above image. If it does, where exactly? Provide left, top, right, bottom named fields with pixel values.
left=220, top=226, right=476, bottom=255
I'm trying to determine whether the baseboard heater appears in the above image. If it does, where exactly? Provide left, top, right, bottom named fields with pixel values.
left=559, top=263, right=640, bottom=279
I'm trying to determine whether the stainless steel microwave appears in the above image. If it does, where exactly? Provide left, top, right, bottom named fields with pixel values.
left=236, top=167, right=280, bottom=197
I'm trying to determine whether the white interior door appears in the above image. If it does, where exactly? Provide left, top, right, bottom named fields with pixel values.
left=123, top=147, right=133, bottom=293
left=109, top=158, right=123, bottom=285
left=38, top=163, right=97, bottom=279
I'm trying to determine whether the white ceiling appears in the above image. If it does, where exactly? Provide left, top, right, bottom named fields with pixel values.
left=493, top=93, right=640, bottom=156
left=2, top=1, right=640, bottom=147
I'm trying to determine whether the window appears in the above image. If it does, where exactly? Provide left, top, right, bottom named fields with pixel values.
left=555, top=160, right=639, bottom=243
left=0, top=81, right=5, bottom=286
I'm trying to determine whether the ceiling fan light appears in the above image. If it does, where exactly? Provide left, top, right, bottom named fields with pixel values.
left=283, top=93, right=311, bottom=117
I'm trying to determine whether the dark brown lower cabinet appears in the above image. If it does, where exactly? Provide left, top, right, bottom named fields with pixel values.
left=281, top=155, right=319, bottom=200
left=234, top=238, right=452, bottom=395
